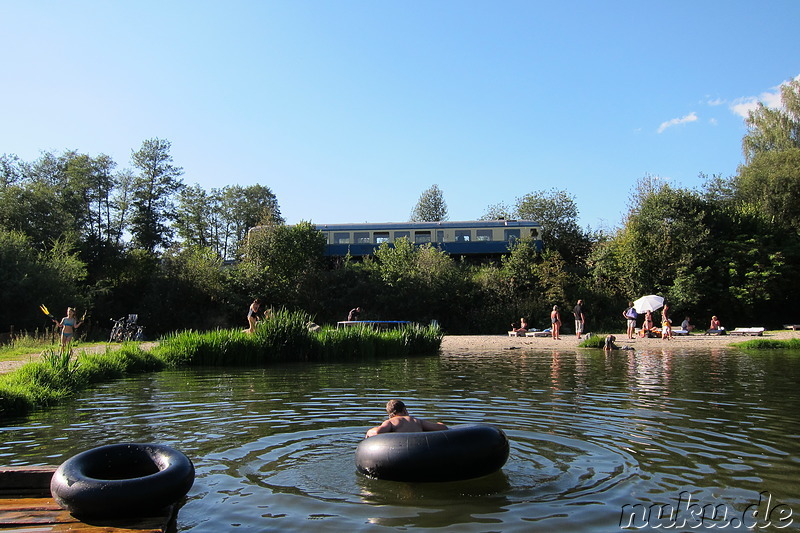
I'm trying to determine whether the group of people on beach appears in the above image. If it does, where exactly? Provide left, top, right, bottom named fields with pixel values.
left=510, top=299, right=724, bottom=343
left=623, top=301, right=722, bottom=340
left=511, top=300, right=586, bottom=341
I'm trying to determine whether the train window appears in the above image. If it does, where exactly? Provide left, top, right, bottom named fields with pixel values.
left=530, top=228, right=539, bottom=237
left=477, top=229, right=493, bottom=241
left=374, top=232, right=390, bottom=244
left=504, top=229, right=521, bottom=242
left=354, top=232, right=370, bottom=243
left=394, top=231, right=410, bottom=241
left=334, top=232, right=350, bottom=244
left=415, top=231, right=431, bottom=244
left=436, top=230, right=444, bottom=242
left=455, top=230, right=471, bottom=242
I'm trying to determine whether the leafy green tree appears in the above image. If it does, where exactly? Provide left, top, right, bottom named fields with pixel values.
left=238, top=221, right=325, bottom=307
left=735, top=148, right=800, bottom=233
left=0, top=229, right=88, bottom=331
left=175, top=184, right=213, bottom=248
left=742, top=78, right=800, bottom=163
left=219, top=184, right=283, bottom=259
left=410, top=184, right=448, bottom=222
left=129, top=138, right=184, bottom=253
left=486, top=188, right=589, bottom=265
left=481, top=202, right=513, bottom=221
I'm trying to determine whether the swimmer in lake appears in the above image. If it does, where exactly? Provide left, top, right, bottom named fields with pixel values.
left=365, top=399, right=448, bottom=438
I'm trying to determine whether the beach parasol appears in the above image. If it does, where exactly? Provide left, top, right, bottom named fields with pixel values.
left=633, top=295, right=664, bottom=314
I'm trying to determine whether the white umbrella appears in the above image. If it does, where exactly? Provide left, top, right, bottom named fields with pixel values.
left=633, top=295, right=664, bottom=314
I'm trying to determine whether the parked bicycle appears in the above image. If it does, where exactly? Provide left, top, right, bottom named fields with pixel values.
left=109, top=314, right=144, bottom=342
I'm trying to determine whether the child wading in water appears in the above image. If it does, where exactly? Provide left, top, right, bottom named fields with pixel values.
left=365, top=399, right=448, bottom=438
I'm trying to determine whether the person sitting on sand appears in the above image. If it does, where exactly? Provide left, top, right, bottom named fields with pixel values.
left=709, top=315, right=721, bottom=330
left=639, top=310, right=654, bottom=337
left=681, top=316, right=694, bottom=332
left=365, top=399, right=448, bottom=438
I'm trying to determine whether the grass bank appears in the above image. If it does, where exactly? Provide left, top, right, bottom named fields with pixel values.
left=0, top=310, right=442, bottom=417
left=736, top=338, right=800, bottom=350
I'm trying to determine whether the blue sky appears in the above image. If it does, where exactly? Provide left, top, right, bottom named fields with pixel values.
left=2, top=1, right=799, bottom=230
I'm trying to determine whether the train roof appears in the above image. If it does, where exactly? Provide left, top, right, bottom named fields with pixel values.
left=312, top=220, right=541, bottom=231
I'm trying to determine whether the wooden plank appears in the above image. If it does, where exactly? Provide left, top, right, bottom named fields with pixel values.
left=0, top=466, right=56, bottom=496
left=0, top=467, right=176, bottom=532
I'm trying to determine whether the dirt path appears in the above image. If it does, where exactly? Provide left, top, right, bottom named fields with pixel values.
left=0, top=342, right=158, bottom=375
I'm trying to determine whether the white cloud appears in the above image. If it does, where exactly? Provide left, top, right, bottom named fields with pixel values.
left=657, top=112, right=698, bottom=134
left=730, top=74, right=800, bottom=118
left=706, top=97, right=724, bottom=106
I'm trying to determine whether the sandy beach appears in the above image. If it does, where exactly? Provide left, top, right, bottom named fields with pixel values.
left=440, top=329, right=799, bottom=354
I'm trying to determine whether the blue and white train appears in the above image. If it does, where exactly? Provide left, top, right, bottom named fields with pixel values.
left=314, top=220, right=543, bottom=257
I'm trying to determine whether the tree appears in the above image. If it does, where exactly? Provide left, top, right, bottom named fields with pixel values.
left=742, top=78, right=800, bottom=163
left=735, top=148, right=800, bottom=233
left=510, top=189, right=590, bottom=265
left=410, top=184, right=448, bottom=222
left=175, top=184, right=213, bottom=248
left=129, top=138, right=184, bottom=253
left=219, top=184, right=283, bottom=259
left=238, top=221, right=325, bottom=306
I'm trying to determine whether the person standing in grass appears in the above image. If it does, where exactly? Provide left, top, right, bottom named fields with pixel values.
left=245, top=298, right=261, bottom=334
left=57, top=307, right=83, bottom=348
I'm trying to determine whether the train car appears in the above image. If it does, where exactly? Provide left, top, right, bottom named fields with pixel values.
left=314, top=220, right=543, bottom=257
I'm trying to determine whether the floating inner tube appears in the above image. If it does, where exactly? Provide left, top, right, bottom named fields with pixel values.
left=50, top=442, right=195, bottom=518
left=355, top=424, right=510, bottom=482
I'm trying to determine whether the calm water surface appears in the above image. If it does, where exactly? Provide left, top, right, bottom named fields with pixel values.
left=2, top=346, right=799, bottom=531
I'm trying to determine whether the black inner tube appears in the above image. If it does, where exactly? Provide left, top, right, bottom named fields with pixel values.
left=355, top=424, right=510, bottom=482
left=51, top=443, right=195, bottom=518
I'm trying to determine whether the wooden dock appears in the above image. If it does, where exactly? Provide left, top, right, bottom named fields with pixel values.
left=0, top=466, right=176, bottom=532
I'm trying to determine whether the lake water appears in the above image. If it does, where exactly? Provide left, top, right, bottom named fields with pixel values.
left=1, top=346, right=798, bottom=531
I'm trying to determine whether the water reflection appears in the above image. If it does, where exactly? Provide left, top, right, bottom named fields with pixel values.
left=1, top=347, right=799, bottom=531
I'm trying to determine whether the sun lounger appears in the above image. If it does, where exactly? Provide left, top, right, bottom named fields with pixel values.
left=706, top=328, right=726, bottom=335
left=729, top=327, right=765, bottom=336
left=508, top=331, right=525, bottom=337
left=525, top=330, right=551, bottom=338
left=784, top=324, right=800, bottom=331
left=671, top=328, right=689, bottom=336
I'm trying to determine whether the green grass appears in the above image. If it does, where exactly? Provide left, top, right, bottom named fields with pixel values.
left=0, top=331, right=108, bottom=362
left=0, top=310, right=443, bottom=417
left=578, top=334, right=610, bottom=349
left=736, top=338, right=800, bottom=350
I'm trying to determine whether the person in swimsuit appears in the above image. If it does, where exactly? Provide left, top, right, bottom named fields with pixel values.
left=365, top=399, right=448, bottom=438
left=245, top=298, right=261, bottom=334
left=511, top=317, right=529, bottom=335
left=640, top=310, right=654, bottom=337
left=661, top=303, right=672, bottom=340
left=57, top=307, right=83, bottom=348
left=550, top=305, right=561, bottom=340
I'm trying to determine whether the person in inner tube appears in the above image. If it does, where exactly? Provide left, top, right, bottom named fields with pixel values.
left=365, top=399, right=448, bottom=438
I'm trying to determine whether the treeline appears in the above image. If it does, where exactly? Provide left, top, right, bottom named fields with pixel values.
left=3, top=80, right=800, bottom=336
